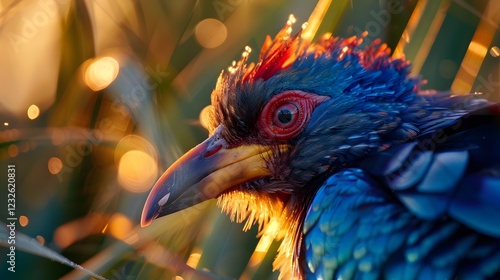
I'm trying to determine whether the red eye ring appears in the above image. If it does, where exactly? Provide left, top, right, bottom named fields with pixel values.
left=258, top=91, right=329, bottom=140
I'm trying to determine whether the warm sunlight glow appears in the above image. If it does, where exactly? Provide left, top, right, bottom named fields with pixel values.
left=255, top=219, right=280, bottom=253
left=393, top=0, right=427, bottom=58
left=195, top=18, right=227, bottom=48
left=114, top=135, right=158, bottom=163
left=118, top=150, right=158, bottom=192
left=186, top=253, right=201, bottom=268
left=143, top=243, right=167, bottom=264
left=468, top=41, right=488, bottom=57
left=108, top=213, right=133, bottom=240
left=186, top=248, right=202, bottom=268
left=48, top=157, right=63, bottom=175
left=3, top=122, right=8, bottom=126
left=247, top=218, right=280, bottom=268
left=85, top=56, right=120, bottom=91
left=301, top=0, right=334, bottom=42
left=451, top=1, right=500, bottom=95
left=54, top=213, right=105, bottom=248
left=199, top=105, right=214, bottom=133
left=19, top=215, right=29, bottom=227
left=27, top=104, right=40, bottom=120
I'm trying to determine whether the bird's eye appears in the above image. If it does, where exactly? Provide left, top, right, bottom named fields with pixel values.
left=258, top=91, right=329, bottom=140
left=274, top=103, right=299, bottom=127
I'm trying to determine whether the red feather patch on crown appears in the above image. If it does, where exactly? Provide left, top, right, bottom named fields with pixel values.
left=224, top=15, right=410, bottom=86
left=242, top=16, right=303, bottom=83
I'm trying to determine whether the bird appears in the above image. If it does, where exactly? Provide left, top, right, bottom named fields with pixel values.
left=141, top=16, right=500, bottom=279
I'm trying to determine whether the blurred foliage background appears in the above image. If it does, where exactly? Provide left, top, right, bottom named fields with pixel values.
left=0, top=0, right=499, bottom=279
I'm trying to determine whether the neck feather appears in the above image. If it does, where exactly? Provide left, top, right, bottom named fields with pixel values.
left=217, top=189, right=312, bottom=279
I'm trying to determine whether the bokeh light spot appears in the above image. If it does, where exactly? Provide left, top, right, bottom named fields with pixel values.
left=118, top=150, right=158, bottom=192
left=27, top=104, right=40, bottom=120
left=36, top=235, right=46, bottom=245
left=48, top=157, right=63, bottom=175
left=490, top=46, right=500, bottom=57
left=186, top=250, right=202, bottom=268
left=54, top=226, right=75, bottom=249
left=8, top=144, right=18, bottom=157
left=195, top=18, right=227, bottom=48
left=4, top=122, right=9, bottom=126
left=19, top=215, right=29, bottom=227
left=85, top=56, right=120, bottom=91
left=20, top=141, right=30, bottom=153
left=51, top=128, right=66, bottom=145
left=114, top=135, right=158, bottom=165
left=108, top=213, right=133, bottom=240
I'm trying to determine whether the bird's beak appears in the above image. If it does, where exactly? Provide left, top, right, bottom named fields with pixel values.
left=141, top=128, right=277, bottom=227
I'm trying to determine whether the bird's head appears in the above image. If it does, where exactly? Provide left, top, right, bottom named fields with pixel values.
left=141, top=15, right=421, bottom=276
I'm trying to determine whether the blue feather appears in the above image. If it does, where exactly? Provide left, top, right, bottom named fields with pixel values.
left=416, top=151, right=468, bottom=193
left=303, top=105, right=500, bottom=279
left=449, top=175, right=500, bottom=237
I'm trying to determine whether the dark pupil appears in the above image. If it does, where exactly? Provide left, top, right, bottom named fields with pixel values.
left=277, top=109, right=293, bottom=124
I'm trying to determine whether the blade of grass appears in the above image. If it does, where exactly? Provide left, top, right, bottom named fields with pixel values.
left=0, top=222, right=107, bottom=280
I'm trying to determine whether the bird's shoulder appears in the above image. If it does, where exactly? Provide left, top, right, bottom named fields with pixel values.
left=302, top=104, right=500, bottom=279
left=303, top=167, right=416, bottom=279
left=358, top=104, right=500, bottom=236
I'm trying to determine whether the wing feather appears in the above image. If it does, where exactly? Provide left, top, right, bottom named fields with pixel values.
left=302, top=105, right=500, bottom=279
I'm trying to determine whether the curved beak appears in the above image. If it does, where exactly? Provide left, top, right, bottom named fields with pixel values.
left=141, top=129, right=276, bottom=227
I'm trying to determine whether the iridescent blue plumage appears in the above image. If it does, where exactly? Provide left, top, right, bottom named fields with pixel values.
left=304, top=105, right=500, bottom=279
